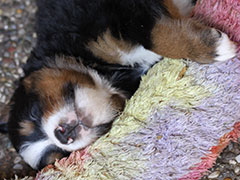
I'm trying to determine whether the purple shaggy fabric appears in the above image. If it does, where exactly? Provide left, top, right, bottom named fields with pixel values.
left=125, top=59, right=240, bottom=180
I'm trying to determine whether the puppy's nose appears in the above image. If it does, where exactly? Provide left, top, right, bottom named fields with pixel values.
left=54, top=121, right=80, bottom=144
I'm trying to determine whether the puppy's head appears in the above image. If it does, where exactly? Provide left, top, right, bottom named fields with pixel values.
left=7, top=57, right=126, bottom=169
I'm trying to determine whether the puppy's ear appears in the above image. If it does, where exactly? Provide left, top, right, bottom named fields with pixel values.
left=0, top=104, right=11, bottom=133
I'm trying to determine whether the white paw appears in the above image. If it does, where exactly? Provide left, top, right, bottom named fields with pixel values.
left=214, top=32, right=237, bottom=62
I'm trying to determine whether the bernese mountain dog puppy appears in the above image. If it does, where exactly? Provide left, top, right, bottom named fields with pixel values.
left=0, top=0, right=236, bottom=170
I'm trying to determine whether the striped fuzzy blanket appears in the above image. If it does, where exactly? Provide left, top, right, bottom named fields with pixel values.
left=35, top=0, right=240, bottom=179
left=36, top=57, right=240, bottom=180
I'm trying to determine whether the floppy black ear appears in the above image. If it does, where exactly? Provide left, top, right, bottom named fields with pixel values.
left=0, top=104, right=11, bottom=133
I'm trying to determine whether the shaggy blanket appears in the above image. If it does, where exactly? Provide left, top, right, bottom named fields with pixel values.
left=36, top=57, right=240, bottom=180
left=33, top=0, right=240, bottom=179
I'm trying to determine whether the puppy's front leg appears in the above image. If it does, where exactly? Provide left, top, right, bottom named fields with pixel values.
left=151, top=18, right=236, bottom=63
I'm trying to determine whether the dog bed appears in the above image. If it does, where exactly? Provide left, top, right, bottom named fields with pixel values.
left=33, top=0, right=240, bottom=179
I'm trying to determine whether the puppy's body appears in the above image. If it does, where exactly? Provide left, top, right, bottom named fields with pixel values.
left=4, top=0, right=236, bottom=169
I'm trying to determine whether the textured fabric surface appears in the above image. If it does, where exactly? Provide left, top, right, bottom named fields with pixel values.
left=36, top=58, right=240, bottom=180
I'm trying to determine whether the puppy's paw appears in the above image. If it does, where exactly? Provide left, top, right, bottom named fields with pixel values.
left=214, top=31, right=237, bottom=62
left=190, top=27, right=237, bottom=64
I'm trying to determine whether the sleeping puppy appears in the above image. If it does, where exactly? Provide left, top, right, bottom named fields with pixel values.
left=1, top=0, right=236, bottom=170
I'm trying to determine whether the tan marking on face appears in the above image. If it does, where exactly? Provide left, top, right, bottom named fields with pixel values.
left=19, top=121, right=35, bottom=136
left=110, top=94, right=125, bottom=113
left=87, top=29, right=134, bottom=64
left=151, top=19, right=218, bottom=63
left=163, top=0, right=182, bottom=19
left=46, top=152, right=64, bottom=164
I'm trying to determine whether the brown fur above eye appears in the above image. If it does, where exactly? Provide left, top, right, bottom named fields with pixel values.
left=19, top=121, right=35, bottom=136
